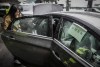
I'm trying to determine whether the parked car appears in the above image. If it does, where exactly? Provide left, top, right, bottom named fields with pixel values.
left=19, top=3, right=63, bottom=16
left=1, top=11, right=100, bottom=67
left=18, top=3, right=34, bottom=16
left=0, top=3, right=10, bottom=16
left=33, top=3, right=63, bottom=15
left=85, top=8, right=100, bottom=13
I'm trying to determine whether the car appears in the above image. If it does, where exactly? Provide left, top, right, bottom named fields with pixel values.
left=19, top=3, right=63, bottom=16
left=85, top=8, right=100, bottom=13
left=33, top=3, right=63, bottom=15
left=18, top=3, right=34, bottom=16
left=1, top=11, right=100, bottom=67
left=0, top=3, right=10, bottom=16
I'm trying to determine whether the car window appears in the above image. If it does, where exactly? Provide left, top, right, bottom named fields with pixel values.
left=18, top=4, right=33, bottom=12
left=59, top=18, right=100, bottom=66
left=11, top=17, right=49, bottom=36
left=59, top=19, right=73, bottom=47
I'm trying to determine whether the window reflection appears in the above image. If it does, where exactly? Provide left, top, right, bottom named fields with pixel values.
left=12, top=17, right=48, bottom=36
left=59, top=19, right=100, bottom=67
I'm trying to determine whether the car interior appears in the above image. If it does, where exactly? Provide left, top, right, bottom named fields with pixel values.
left=12, top=17, right=49, bottom=36
left=60, top=21, right=100, bottom=66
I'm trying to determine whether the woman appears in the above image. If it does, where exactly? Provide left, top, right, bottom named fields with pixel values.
left=3, top=4, right=22, bottom=30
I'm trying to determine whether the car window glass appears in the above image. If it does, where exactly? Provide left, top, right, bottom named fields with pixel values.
left=12, top=17, right=49, bottom=36
left=59, top=19, right=100, bottom=66
left=60, top=19, right=73, bottom=47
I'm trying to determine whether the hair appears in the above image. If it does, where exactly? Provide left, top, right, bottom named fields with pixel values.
left=7, top=4, right=19, bottom=20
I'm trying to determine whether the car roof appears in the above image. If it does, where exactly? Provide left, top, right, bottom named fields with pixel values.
left=0, top=3, right=10, bottom=6
left=33, top=3, right=63, bottom=15
left=49, top=11, right=100, bottom=35
left=19, top=3, right=33, bottom=6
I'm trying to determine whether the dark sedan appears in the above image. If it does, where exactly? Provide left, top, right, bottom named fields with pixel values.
left=1, top=11, right=100, bottom=67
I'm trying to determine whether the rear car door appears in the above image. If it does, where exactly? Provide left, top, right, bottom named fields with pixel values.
left=52, top=17, right=100, bottom=67
left=1, top=15, right=53, bottom=66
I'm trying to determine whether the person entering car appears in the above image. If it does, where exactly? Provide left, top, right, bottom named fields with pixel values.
left=3, top=4, right=22, bottom=30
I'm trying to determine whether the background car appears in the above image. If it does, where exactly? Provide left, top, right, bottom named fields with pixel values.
left=85, top=8, right=100, bottom=13
left=91, top=8, right=100, bottom=13
left=0, top=3, right=10, bottom=16
left=33, top=3, right=63, bottom=15
left=1, top=11, right=100, bottom=67
left=18, top=3, right=34, bottom=16
left=19, top=3, right=63, bottom=16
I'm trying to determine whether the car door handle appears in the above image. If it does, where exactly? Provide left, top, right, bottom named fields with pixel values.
left=9, top=36, right=15, bottom=40
left=52, top=50, right=61, bottom=61
left=6, top=36, right=15, bottom=40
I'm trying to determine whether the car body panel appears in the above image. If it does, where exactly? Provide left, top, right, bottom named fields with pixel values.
left=1, top=31, right=52, bottom=66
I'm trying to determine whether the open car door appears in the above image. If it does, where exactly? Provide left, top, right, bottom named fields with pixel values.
left=1, top=15, right=53, bottom=66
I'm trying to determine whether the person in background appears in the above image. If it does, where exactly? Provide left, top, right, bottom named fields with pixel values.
left=3, top=4, right=22, bottom=30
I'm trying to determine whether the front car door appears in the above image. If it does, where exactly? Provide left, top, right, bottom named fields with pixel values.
left=52, top=16, right=100, bottom=67
left=1, top=15, right=53, bottom=66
